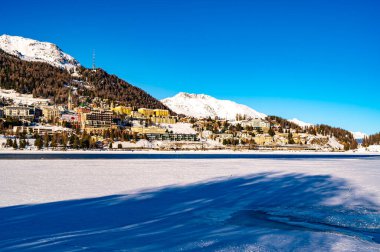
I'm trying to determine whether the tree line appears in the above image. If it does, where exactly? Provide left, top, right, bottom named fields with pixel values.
left=266, top=116, right=357, bottom=150
left=0, top=49, right=172, bottom=111
left=362, top=132, right=380, bottom=147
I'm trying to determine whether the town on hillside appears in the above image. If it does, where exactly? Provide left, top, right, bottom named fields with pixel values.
left=0, top=91, right=359, bottom=151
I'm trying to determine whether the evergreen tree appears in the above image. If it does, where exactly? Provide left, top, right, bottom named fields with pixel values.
left=12, top=139, right=18, bottom=149
left=19, top=139, right=26, bottom=149
left=268, top=128, right=275, bottom=137
left=6, top=138, right=13, bottom=147
left=0, top=49, right=172, bottom=111
left=288, top=133, right=295, bottom=144
left=73, top=136, right=80, bottom=149
left=50, top=134, right=58, bottom=149
left=35, top=136, right=43, bottom=150
left=43, top=133, right=49, bottom=148
left=62, top=132, right=68, bottom=149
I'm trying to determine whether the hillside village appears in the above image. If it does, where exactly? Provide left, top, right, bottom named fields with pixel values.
left=0, top=34, right=378, bottom=152
left=0, top=89, right=363, bottom=152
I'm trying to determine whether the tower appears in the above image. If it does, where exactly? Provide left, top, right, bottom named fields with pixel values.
left=68, top=90, right=73, bottom=111
left=92, top=49, right=96, bottom=71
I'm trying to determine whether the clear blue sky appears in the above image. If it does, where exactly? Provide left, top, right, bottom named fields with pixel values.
left=1, top=0, right=379, bottom=134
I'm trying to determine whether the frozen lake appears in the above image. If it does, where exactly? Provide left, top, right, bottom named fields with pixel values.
left=0, top=152, right=378, bottom=160
left=1, top=157, right=380, bottom=251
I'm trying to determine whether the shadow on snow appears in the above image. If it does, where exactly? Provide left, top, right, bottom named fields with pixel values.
left=1, top=172, right=379, bottom=251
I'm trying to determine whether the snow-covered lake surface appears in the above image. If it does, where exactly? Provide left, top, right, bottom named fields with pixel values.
left=1, top=157, right=380, bottom=251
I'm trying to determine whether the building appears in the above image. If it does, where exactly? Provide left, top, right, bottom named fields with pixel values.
left=130, top=111, right=143, bottom=118
left=273, top=134, right=288, bottom=145
left=76, top=107, right=91, bottom=126
left=153, top=109, right=170, bottom=117
left=131, top=126, right=166, bottom=134
left=253, top=134, right=274, bottom=145
left=34, top=108, right=43, bottom=120
left=13, top=125, right=73, bottom=135
left=60, top=113, right=79, bottom=128
left=61, top=113, right=79, bottom=122
left=3, top=106, right=36, bottom=121
left=42, top=106, right=61, bottom=122
left=0, top=107, right=4, bottom=118
left=138, top=108, right=155, bottom=117
left=239, top=119, right=270, bottom=129
left=150, top=116, right=177, bottom=124
left=112, top=106, right=132, bottom=115
left=292, top=133, right=308, bottom=145
left=81, top=109, right=113, bottom=132
left=145, top=133, right=198, bottom=141
left=214, top=133, right=234, bottom=143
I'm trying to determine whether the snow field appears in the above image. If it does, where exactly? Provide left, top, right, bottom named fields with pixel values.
left=1, top=157, right=380, bottom=251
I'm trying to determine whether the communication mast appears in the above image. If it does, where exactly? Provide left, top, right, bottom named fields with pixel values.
left=92, top=49, right=96, bottom=71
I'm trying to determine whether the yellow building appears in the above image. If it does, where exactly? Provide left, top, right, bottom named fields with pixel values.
left=42, top=106, right=60, bottom=121
left=153, top=109, right=170, bottom=117
left=150, top=116, right=177, bottom=124
left=131, top=126, right=166, bottom=134
left=138, top=108, right=155, bottom=117
left=112, top=106, right=132, bottom=115
left=131, top=111, right=143, bottom=118
left=254, top=135, right=274, bottom=145
left=292, top=133, right=308, bottom=144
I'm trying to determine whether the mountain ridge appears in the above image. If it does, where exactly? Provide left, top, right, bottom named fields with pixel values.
left=0, top=34, right=80, bottom=72
left=161, top=92, right=266, bottom=120
left=288, top=118, right=313, bottom=128
left=0, top=35, right=170, bottom=111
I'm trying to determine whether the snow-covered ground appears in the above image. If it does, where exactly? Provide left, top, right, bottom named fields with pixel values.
left=357, top=145, right=380, bottom=153
left=1, top=157, right=380, bottom=251
left=327, top=136, right=344, bottom=150
left=288, top=118, right=313, bottom=128
left=0, top=34, right=80, bottom=72
left=161, top=92, right=266, bottom=120
left=352, top=131, right=368, bottom=140
left=159, top=122, right=197, bottom=134
left=0, top=88, right=50, bottom=105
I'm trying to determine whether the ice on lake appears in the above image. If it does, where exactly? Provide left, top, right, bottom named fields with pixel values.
left=1, top=157, right=380, bottom=251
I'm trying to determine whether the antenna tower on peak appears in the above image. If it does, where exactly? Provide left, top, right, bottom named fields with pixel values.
left=92, top=49, right=96, bottom=70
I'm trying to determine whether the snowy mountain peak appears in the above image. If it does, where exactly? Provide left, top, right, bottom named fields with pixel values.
left=351, top=131, right=368, bottom=140
left=161, top=92, right=266, bottom=120
left=0, top=34, right=80, bottom=72
left=288, top=118, right=313, bottom=128
left=174, top=92, right=212, bottom=100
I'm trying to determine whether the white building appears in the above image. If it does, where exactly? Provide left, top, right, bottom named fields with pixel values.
left=4, top=106, right=36, bottom=121
left=13, top=125, right=72, bottom=135
left=238, top=119, right=270, bottom=129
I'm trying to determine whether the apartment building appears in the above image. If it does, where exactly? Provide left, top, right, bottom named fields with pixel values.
left=3, top=106, right=36, bottom=121
left=81, top=109, right=113, bottom=132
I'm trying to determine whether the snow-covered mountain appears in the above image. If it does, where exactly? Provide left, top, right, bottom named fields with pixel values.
left=0, top=34, right=80, bottom=71
left=351, top=131, right=367, bottom=140
left=288, top=118, right=313, bottom=128
left=161, top=92, right=266, bottom=120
